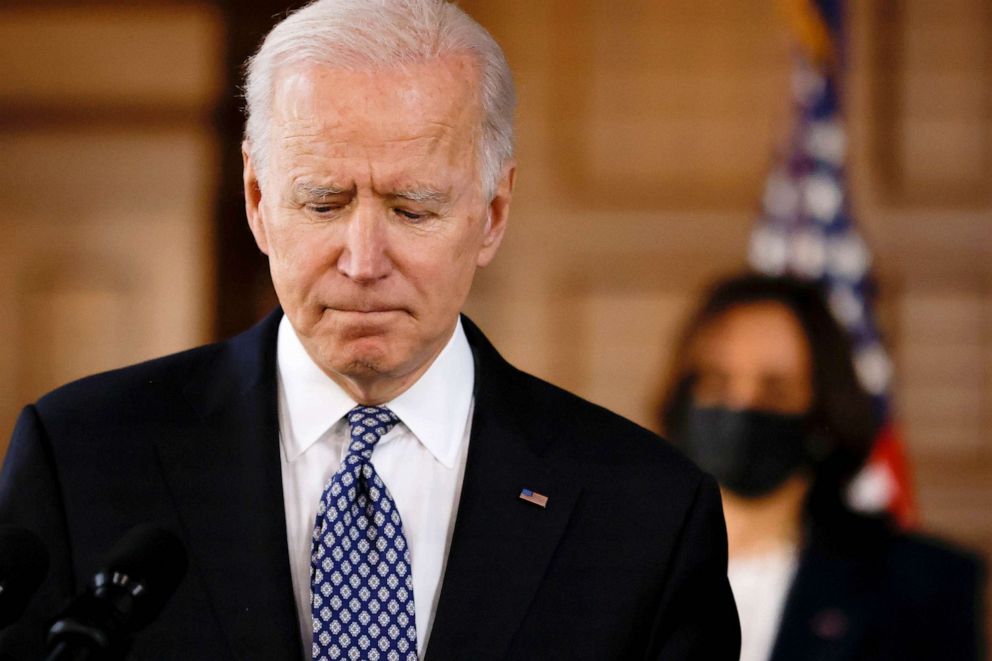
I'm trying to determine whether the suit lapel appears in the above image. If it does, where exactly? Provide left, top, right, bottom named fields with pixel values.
left=425, top=318, right=581, bottom=660
left=154, top=310, right=303, bottom=659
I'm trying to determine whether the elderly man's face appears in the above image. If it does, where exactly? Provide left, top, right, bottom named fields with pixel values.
left=243, top=56, right=512, bottom=402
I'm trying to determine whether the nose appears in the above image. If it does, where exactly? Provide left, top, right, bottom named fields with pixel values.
left=696, top=374, right=762, bottom=411
left=336, top=203, right=392, bottom=283
left=723, top=378, right=761, bottom=411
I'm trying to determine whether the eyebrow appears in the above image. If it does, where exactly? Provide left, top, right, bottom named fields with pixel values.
left=391, top=188, right=448, bottom=204
left=292, top=183, right=352, bottom=200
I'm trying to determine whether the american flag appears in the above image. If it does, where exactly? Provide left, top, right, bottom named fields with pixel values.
left=749, top=0, right=914, bottom=525
left=519, top=488, right=549, bottom=509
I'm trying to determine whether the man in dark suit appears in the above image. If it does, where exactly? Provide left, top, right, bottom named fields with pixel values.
left=0, top=1, right=740, bottom=658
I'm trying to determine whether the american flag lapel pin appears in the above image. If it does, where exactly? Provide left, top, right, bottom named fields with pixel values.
left=518, top=488, right=549, bottom=508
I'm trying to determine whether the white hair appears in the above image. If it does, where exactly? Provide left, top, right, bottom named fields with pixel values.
left=243, top=0, right=516, bottom=198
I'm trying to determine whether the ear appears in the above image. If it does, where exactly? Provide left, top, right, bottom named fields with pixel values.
left=477, top=161, right=515, bottom=268
left=242, top=140, right=270, bottom=255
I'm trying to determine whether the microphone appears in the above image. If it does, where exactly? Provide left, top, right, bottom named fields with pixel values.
left=0, top=525, right=49, bottom=629
left=45, top=524, right=187, bottom=661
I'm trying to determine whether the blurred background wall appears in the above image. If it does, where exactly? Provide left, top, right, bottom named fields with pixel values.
left=1, top=0, right=989, bottom=627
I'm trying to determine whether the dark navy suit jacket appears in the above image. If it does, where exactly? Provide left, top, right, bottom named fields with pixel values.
left=770, top=510, right=985, bottom=661
left=0, top=311, right=740, bottom=659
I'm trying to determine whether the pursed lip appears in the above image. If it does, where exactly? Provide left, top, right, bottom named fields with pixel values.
left=327, top=306, right=405, bottom=314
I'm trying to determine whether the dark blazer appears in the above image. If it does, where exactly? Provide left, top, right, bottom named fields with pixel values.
left=771, top=510, right=985, bottom=661
left=0, top=310, right=740, bottom=659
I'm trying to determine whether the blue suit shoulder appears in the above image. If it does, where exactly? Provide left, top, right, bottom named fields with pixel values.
left=31, top=310, right=279, bottom=428
left=885, top=528, right=985, bottom=604
left=517, top=366, right=699, bottom=469
left=34, top=342, right=222, bottom=416
left=812, top=507, right=983, bottom=575
left=461, top=314, right=706, bottom=492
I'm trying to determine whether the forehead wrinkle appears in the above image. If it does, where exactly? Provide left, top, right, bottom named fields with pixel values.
left=277, top=123, right=344, bottom=155
left=275, top=88, right=462, bottom=153
left=269, top=58, right=484, bottom=200
left=363, top=123, right=473, bottom=199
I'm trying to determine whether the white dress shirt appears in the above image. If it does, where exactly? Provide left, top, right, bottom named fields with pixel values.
left=276, top=315, right=475, bottom=659
left=727, top=544, right=800, bottom=661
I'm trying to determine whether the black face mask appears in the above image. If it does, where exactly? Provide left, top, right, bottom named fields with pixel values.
left=677, top=405, right=810, bottom=498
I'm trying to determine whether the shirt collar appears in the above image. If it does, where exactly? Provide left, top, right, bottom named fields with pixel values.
left=386, top=319, right=474, bottom=469
left=276, top=314, right=475, bottom=469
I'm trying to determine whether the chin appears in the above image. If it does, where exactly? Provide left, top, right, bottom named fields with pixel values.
left=325, top=338, right=400, bottom=378
left=340, top=358, right=391, bottom=378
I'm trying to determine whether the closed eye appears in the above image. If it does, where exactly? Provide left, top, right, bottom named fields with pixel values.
left=394, top=207, right=428, bottom=222
left=306, top=202, right=346, bottom=216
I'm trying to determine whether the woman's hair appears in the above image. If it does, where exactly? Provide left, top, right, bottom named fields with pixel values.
left=656, top=272, right=879, bottom=520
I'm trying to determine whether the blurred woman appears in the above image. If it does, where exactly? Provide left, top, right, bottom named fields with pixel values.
left=657, top=273, right=984, bottom=661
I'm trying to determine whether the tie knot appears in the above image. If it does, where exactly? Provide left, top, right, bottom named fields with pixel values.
left=346, top=406, right=400, bottom=456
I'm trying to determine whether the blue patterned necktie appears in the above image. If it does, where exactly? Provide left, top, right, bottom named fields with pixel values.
left=311, top=406, right=418, bottom=661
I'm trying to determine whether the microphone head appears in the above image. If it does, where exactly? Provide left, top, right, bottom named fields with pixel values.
left=0, top=525, right=49, bottom=628
left=46, top=524, right=188, bottom=657
left=94, top=524, right=188, bottom=629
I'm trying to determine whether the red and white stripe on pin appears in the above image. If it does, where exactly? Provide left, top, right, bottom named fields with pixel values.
left=518, top=488, right=548, bottom=508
